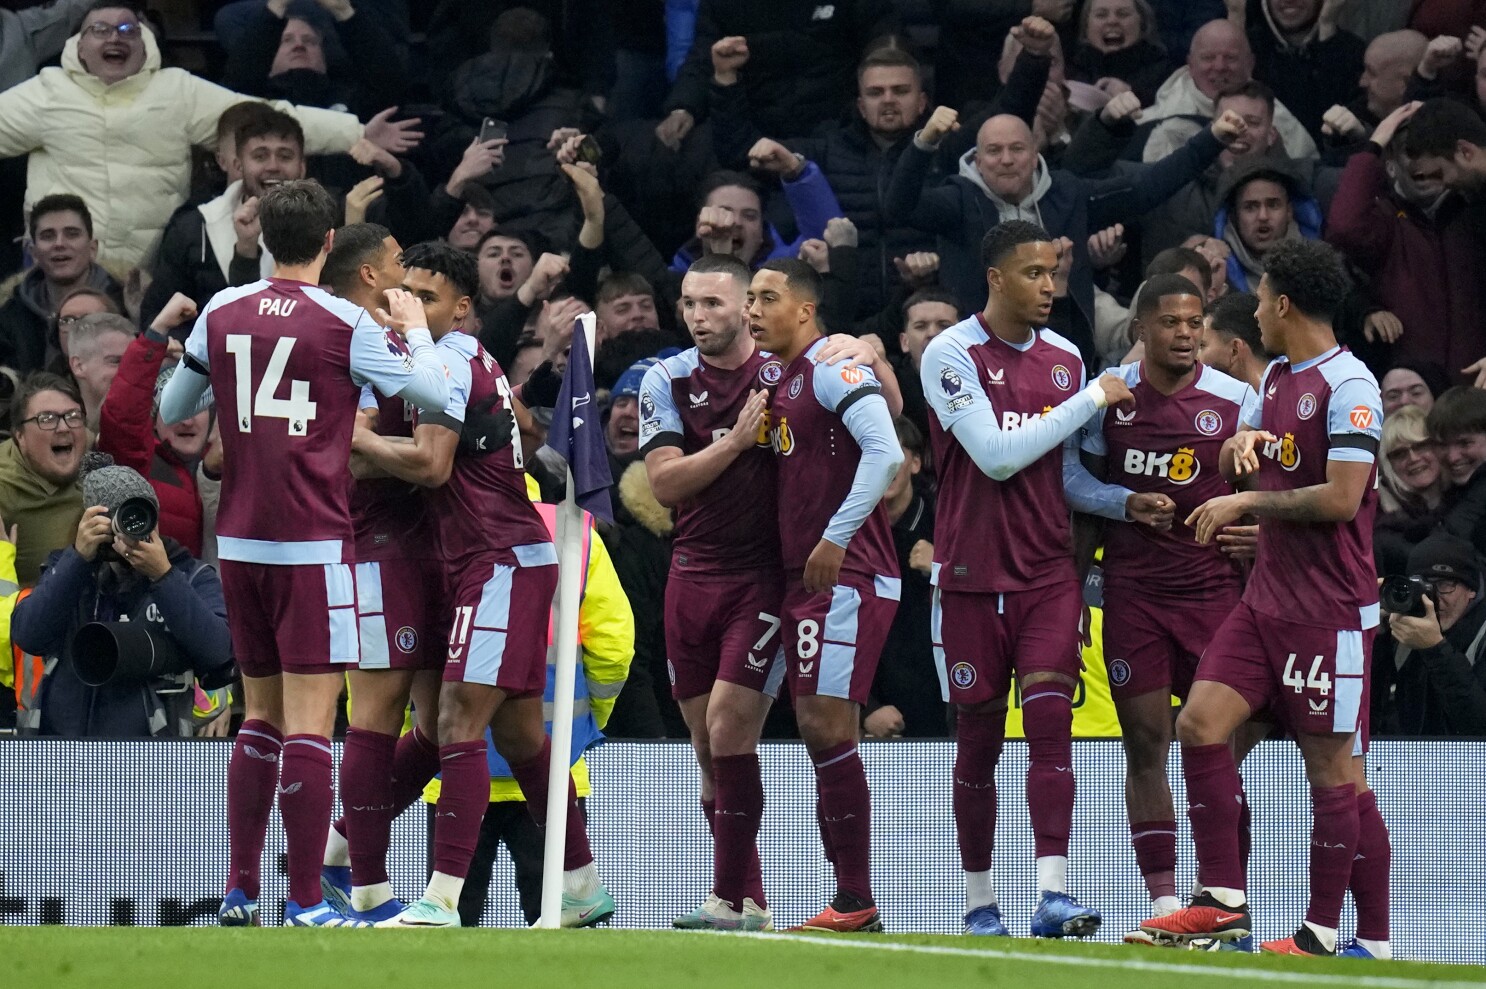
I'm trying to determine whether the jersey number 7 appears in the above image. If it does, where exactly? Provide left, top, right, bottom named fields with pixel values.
left=225, top=335, right=319, bottom=436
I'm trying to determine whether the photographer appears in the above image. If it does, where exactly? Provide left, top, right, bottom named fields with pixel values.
left=14, top=455, right=232, bottom=737
left=1385, top=535, right=1486, bottom=737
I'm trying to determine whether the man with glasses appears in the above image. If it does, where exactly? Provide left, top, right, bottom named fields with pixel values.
left=0, top=1, right=422, bottom=267
left=0, top=373, right=87, bottom=586
left=1386, top=534, right=1486, bottom=736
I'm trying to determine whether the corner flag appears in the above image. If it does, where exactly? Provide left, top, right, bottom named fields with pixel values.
left=543, top=312, right=614, bottom=524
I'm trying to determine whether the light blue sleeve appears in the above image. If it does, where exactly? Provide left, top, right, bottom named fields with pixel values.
left=158, top=364, right=212, bottom=425
left=419, top=354, right=471, bottom=429
left=638, top=362, right=683, bottom=450
left=1242, top=376, right=1266, bottom=430
left=822, top=393, right=904, bottom=549
left=1237, top=384, right=1260, bottom=427
left=812, top=357, right=883, bottom=412
left=1062, top=435, right=1131, bottom=520
left=1080, top=406, right=1109, bottom=457
left=922, top=335, right=1103, bottom=482
left=1326, top=376, right=1383, bottom=464
left=358, top=385, right=378, bottom=411
left=347, top=311, right=447, bottom=412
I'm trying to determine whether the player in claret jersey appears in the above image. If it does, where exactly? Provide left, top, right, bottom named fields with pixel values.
left=747, top=258, right=903, bottom=933
left=158, top=182, right=450, bottom=928
left=642, top=255, right=898, bottom=931
left=1079, top=274, right=1256, bottom=938
left=920, top=221, right=1160, bottom=940
left=1141, top=240, right=1391, bottom=958
left=347, top=242, right=610, bottom=929
left=314, top=225, right=516, bottom=922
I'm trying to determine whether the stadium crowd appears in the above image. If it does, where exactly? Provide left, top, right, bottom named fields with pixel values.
left=3, top=0, right=1486, bottom=940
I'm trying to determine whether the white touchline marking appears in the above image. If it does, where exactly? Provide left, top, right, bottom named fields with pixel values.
left=725, top=933, right=1486, bottom=989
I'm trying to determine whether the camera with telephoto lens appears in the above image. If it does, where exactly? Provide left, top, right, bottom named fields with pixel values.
left=72, top=620, right=191, bottom=686
left=1379, top=575, right=1438, bottom=618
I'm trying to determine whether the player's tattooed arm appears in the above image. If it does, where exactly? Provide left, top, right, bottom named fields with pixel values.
left=644, top=390, right=768, bottom=507
left=1187, top=457, right=1374, bottom=543
left=351, top=422, right=459, bottom=488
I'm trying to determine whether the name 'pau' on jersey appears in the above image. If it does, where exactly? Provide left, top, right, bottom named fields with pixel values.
left=417, top=331, right=550, bottom=570
left=1084, top=361, right=1257, bottom=596
left=637, top=348, right=784, bottom=577
left=186, top=278, right=437, bottom=565
left=766, top=339, right=897, bottom=580
left=1245, top=349, right=1382, bottom=631
left=924, top=314, right=1086, bottom=593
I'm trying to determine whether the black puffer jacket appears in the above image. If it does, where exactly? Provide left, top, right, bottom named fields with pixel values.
left=433, top=47, right=595, bottom=250
left=664, top=0, right=900, bottom=140
left=708, top=50, right=1051, bottom=320
left=1067, top=40, right=1172, bottom=107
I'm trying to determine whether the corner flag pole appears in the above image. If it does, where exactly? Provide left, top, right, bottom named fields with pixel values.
left=537, top=313, right=596, bottom=929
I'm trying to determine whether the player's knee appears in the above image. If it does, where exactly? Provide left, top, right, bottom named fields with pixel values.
left=1174, top=705, right=1222, bottom=747
left=437, top=695, right=483, bottom=745
left=795, top=706, right=850, bottom=754
left=690, top=728, right=714, bottom=771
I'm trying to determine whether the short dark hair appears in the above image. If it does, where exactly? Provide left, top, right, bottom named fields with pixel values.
left=84, top=0, right=144, bottom=20
left=11, top=371, right=81, bottom=430
left=857, top=46, right=922, bottom=84
left=1206, top=291, right=1265, bottom=357
left=981, top=220, right=1053, bottom=269
left=697, top=170, right=764, bottom=212
left=1429, top=385, right=1486, bottom=442
left=258, top=180, right=338, bottom=265
left=322, top=222, right=392, bottom=295
left=758, top=257, right=822, bottom=305
left=29, top=194, right=92, bottom=240
left=233, top=105, right=304, bottom=157
left=475, top=228, right=537, bottom=258
left=597, top=271, right=655, bottom=306
left=1147, top=247, right=1212, bottom=295
left=215, top=101, right=265, bottom=148
left=1214, top=80, right=1275, bottom=115
left=686, top=253, right=753, bottom=288
left=400, top=240, right=480, bottom=300
left=1133, top=273, right=1204, bottom=321
left=902, top=288, right=961, bottom=319
left=1261, top=240, right=1350, bottom=320
left=1404, top=97, right=1486, bottom=159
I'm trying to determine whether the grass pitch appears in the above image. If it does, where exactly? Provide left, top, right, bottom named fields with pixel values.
left=5, top=927, right=1486, bottom=989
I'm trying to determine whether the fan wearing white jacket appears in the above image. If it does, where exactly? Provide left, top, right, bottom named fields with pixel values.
left=0, top=3, right=420, bottom=267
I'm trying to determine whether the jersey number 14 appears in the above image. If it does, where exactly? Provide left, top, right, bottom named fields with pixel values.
left=225, top=335, right=318, bottom=436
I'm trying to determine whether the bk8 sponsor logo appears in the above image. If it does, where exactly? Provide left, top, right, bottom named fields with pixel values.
left=1123, top=447, right=1200, bottom=484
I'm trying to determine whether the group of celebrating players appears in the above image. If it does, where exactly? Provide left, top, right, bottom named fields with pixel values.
left=165, top=177, right=1390, bottom=957
left=638, top=220, right=1387, bottom=958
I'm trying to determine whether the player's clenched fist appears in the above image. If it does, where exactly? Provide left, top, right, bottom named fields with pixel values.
left=1125, top=492, right=1175, bottom=531
left=804, top=538, right=846, bottom=594
left=1096, top=373, right=1134, bottom=408
left=919, top=106, right=960, bottom=145
left=377, top=288, right=429, bottom=337
left=1210, top=109, right=1248, bottom=145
